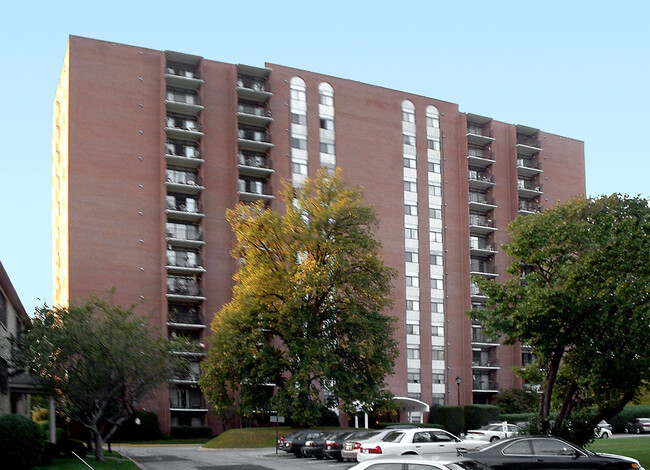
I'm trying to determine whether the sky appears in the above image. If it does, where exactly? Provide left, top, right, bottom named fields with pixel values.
left=1, top=0, right=648, bottom=316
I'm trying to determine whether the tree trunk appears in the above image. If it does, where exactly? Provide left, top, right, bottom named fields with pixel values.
left=553, top=380, right=578, bottom=434
left=93, top=431, right=105, bottom=463
left=539, top=347, right=565, bottom=433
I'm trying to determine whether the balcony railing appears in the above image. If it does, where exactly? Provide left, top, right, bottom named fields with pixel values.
left=166, top=65, right=201, bottom=80
left=238, top=179, right=271, bottom=196
left=166, top=116, right=202, bottom=132
left=167, top=90, right=200, bottom=106
left=169, top=389, right=206, bottom=410
left=519, top=200, right=542, bottom=213
left=166, top=142, right=201, bottom=159
left=473, top=381, right=499, bottom=391
left=238, top=127, right=271, bottom=143
left=468, top=170, right=494, bottom=183
left=472, top=359, right=500, bottom=368
left=166, top=199, right=203, bottom=214
left=237, top=76, right=269, bottom=92
left=470, top=262, right=498, bottom=275
left=472, top=330, right=499, bottom=344
left=166, top=252, right=203, bottom=270
left=469, top=215, right=495, bottom=228
left=166, top=225, right=203, bottom=242
left=470, top=241, right=497, bottom=252
left=168, top=308, right=203, bottom=325
left=167, top=277, right=202, bottom=297
left=238, top=152, right=271, bottom=169
left=470, top=284, right=487, bottom=297
left=237, top=103, right=267, bottom=117
left=517, top=136, right=541, bottom=148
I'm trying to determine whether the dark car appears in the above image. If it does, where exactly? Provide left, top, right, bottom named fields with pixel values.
left=302, top=430, right=356, bottom=459
left=626, top=418, right=650, bottom=434
left=461, top=435, right=644, bottom=470
left=277, top=429, right=327, bottom=457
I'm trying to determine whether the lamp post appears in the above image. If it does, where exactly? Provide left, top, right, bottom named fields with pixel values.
left=455, top=376, right=462, bottom=406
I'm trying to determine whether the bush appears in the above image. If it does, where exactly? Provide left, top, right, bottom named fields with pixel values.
left=494, top=388, right=539, bottom=414
left=170, top=426, right=212, bottom=439
left=464, top=405, right=500, bottom=432
left=0, top=414, right=45, bottom=469
left=38, top=421, right=66, bottom=443
left=113, top=410, right=161, bottom=441
left=429, top=406, right=463, bottom=436
left=610, top=405, right=650, bottom=432
left=32, top=407, right=49, bottom=423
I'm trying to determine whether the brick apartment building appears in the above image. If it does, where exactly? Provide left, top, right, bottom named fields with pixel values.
left=52, top=36, right=585, bottom=433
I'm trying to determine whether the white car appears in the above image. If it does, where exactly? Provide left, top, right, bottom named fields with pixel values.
left=465, top=422, right=520, bottom=442
left=595, top=420, right=613, bottom=438
left=350, top=454, right=493, bottom=470
left=357, top=428, right=488, bottom=462
left=341, top=429, right=401, bottom=461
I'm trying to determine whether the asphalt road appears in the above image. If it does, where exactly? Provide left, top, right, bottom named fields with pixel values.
left=118, top=445, right=358, bottom=470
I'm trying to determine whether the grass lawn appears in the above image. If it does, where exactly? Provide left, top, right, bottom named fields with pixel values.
left=33, top=451, right=139, bottom=470
left=204, top=426, right=300, bottom=448
left=588, top=437, right=650, bottom=468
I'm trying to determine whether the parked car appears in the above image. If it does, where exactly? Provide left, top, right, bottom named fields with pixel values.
left=301, top=430, right=356, bottom=459
left=465, top=422, right=520, bottom=442
left=277, top=429, right=327, bottom=457
left=595, top=420, right=613, bottom=438
left=626, top=418, right=650, bottom=434
left=323, top=430, right=373, bottom=461
left=461, top=435, right=645, bottom=470
left=357, top=428, right=488, bottom=462
left=349, top=454, right=494, bottom=470
left=341, top=429, right=399, bottom=461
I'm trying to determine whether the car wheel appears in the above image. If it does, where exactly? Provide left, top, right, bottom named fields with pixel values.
left=636, top=427, right=641, bottom=434
left=490, top=436, right=500, bottom=442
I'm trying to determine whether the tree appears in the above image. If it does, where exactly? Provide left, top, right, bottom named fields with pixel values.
left=200, top=169, right=398, bottom=425
left=472, top=194, right=650, bottom=440
left=13, top=294, right=187, bottom=462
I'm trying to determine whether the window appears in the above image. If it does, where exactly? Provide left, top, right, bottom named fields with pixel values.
left=431, top=276, right=444, bottom=290
left=403, top=156, right=417, bottom=169
left=291, top=136, right=308, bottom=149
left=320, top=117, right=334, bottom=130
left=427, top=138, right=440, bottom=151
left=428, top=161, right=441, bottom=173
left=406, top=299, right=419, bottom=311
left=407, top=369, right=421, bottom=383
left=402, top=109, right=415, bottom=123
left=320, top=139, right=335, bottom=154
left=429, top=229, right=443, bottom=243
left=429, top=208, right=442, bottom=219
left=431, top=301, right=443, bottom=313
left=432, top=372, right=445, bottom=384
left=319, top=92, right=334, bottom=106
left=407, top=347, right=421, bottom=359
left=290, top=77, right=307, bottom=101
left=403, top=134, right=416, bottom=146
left=406, top=324, right=420, bottom=335
left=432, top=346, right=445, bottom=360
left=406, top=275, right=419, bottom=287
left=431, top=325, right=444, bottom=336
left=405, top=250, right=418, bottom=263
left=291, top=112, right=307, bottom=125
left=405, top=227, right=419, bottom=240
left=0, top=358, right=7, bottom=394
left=404, top=181, right=417, bottom=192
left=432, top=393, right=445, bottom=406
left=0, top=291, right=6, bottom=327
left=426, top=115, right=440, bottom=128
left=404, top=204, right=418, bottom=216
left=430, top=252, right=443, bottom=266
left=292, top=161, right=308, bottom=175
left=503, top=440, right=533, bottom=455
left=428, top=182, right=442, bottom=197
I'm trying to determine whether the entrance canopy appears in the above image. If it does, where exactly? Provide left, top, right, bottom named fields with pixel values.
left=394, top=396, right=430, bottom=413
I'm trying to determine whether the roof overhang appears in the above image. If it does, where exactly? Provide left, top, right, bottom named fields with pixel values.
left=394, top=396, right=430, bottom=413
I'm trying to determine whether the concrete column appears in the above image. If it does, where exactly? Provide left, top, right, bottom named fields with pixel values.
left=49, top=397, right=56, bottom=444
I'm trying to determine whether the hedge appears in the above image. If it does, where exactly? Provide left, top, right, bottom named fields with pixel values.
left=429, top=406, right=463, bottom=436
left=464, top=405, right=500, bottom=431
left=170, top=425, right=212, bottom=439
left=0, top=414, right=45, bottom=469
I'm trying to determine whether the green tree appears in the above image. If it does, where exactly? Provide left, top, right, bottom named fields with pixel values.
left=200, top=169, right=398, bottom=425
left=493, top=388, right=539, bottom=414
left=13, top=294, right=187, bottom=462
left=472, top=194, right=650, bottom=440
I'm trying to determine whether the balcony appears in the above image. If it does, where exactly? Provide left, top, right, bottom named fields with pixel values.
left=237, top=102, right=273, bottom=126
left=165, top=64, right=203, bottom=90
left=472, top=359, right=500, bottom=370
left=467, top=150, right=495, bottom=169
left=165, top=176, right=204, bottom=196
left=238, top=178, right=274, bottom=202
left=166, top=251, right=205, bottom=275
left=471, top=329, right=500, bottom=346
left=516, top=135, right=542, bottom=156
left=468, top=170, right=496, bottom=190
left=518, top=200, right=542, bottom=215
left=469, top=214, right=498, bottom=234
left=169, top=387, right=207, bottom=410
left=238, top=126, right=274, bottom=152
left=165, top=116, right=203, bottom=141
left=472, top=381, right=499, bottom=393
left=516, top=158, right=543, bottom=177
left=470, top=241, right=498, bottom=257
left=470, top=260, right=498, bottom=278
left=236, top=65, right=272, bottom=102
left=165, top=141, right=204, bottom=168
left=470, top=283, right=487, bottom=300
left=468, top=192, right=497, bottom=212
left=517, top=179, right=543, bottom=198
left=165, top=198, right=205, bottom=222
left=466, top=126, right=495, bottom=146
left=238, top=152, right=274, bottom=177
left=170, top=339, right=207, bottom=358
left=166, top=224, right=205, bottom=248
left=165, top=90, right=203, bottom=116
left=167, top=306, right=205, bottom=330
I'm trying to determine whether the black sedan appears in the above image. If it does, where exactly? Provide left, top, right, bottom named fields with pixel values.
left=461, top=435, right=644, bottom=470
